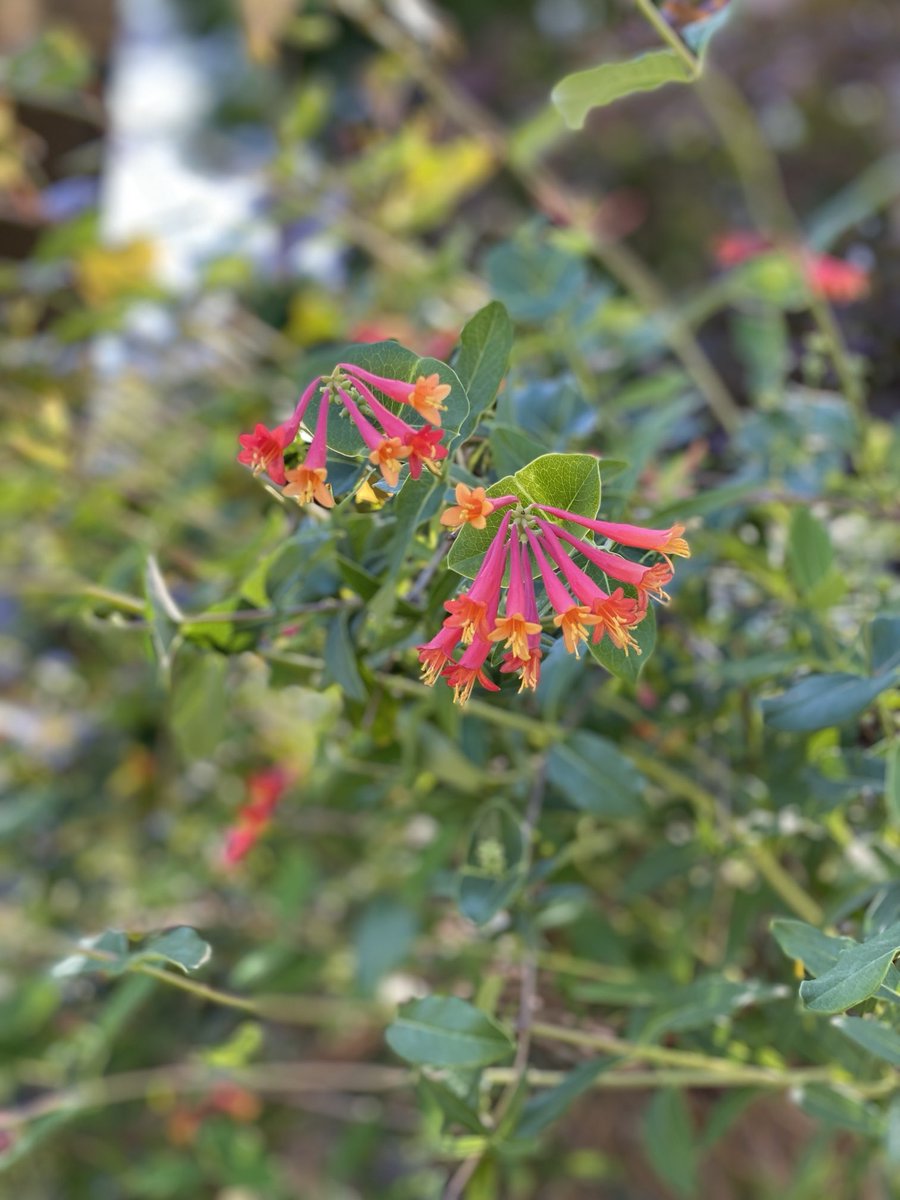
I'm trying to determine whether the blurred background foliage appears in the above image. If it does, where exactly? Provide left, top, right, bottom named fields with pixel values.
left=1, top=0, right=899, bottom=1197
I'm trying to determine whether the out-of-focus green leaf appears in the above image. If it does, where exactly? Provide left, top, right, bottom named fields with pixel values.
left=170, top=651, right=228, bottom=760
left=355, top=898, right=418, bottom=995
left=454, top=301, right=513, bottom=441
left=762, top=672, right=891, bottom=733
left=418, top=1076, right=486, bottom=1135
left=386, top=996, right=513, bottom=1067
left=642, top=1089, right=697, bottom=1199
left=485, top=239, right=586, bottom=322
left=551, top=50, right=694, bottom=130
left=795, top=1086, right=884, bottom=1136
left=870, top=614, right=900, bottom=676
left=458, top=800, right=528, bottom=926
left=323, top=612, right=367, bottom=703
left=787, top=507, right=833, bottom=595
left=832, top=1016, right=900, bottom=1066
left=515, top=1057, right=618, bottom=1138
left=547, top=730, right=644, bottom=816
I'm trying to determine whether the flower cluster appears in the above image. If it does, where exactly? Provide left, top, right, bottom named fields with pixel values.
left=420, top=485, right=689, bottom=705
left=713, top=232, right=870, bottom=304
left=237, top=364, right=451, bottom=505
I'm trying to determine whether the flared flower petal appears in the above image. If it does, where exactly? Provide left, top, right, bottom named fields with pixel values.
left=440, top=484, right=495, bottom=529
left=405, top=427, right=448, bottom=479
left=368, top=436, right=409, bottom=487
left=283, top=464, right=333, bottom=507
left=417, top=624, right=463, bottom=686
left=237, top=421, right=295, bottom=485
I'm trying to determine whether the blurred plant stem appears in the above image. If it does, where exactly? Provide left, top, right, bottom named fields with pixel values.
left=330, top=0, right=743, bottom=435
left=4, top=1055, right=892, bottom=1139
left=631, top=0, right=865, bottom=424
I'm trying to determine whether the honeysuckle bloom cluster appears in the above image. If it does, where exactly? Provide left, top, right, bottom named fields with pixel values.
left=237, top=364, right=451, bottom=504
left=419, top=485, right=689, bottom=705
left=713, top=232, right=870, bottom=304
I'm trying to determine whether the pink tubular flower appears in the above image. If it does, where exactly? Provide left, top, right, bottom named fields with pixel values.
left=536, top=506, right=690, bottom=560
left=537, top=524, right=641, bottom=654
left=340, top=363, right=451, bottom=426
left=545, top=521, right=673, bottom=601
left=342, top=373, right=448, bottom=479
left=525, top=529, right=600, bottom=658
left=488, top=534, right=542, bottom=661
left=283, top=392, right=334, bottom=507
left=418, top=623, right=465, bottom=686
left=443, top=634, right=500, bottom=705
left=237, top=376, right=321, bottom=485
left=443, top=512, right=512, bottom=645
left=338, top=387, right=409, bottom=486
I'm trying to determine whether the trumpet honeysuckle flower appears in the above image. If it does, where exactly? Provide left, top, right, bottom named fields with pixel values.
left=440, top=486, right=518, bottom=530
left=237, top=375, right=322, bottom=485
left=488, top=534, right=542, bottom=661
left=338, top=387, right=410, bottom=487
left=239, top=363, right=450, bottom=501
left=340, top=364, right=451, bottom=426
left=405, top=427, right=448, bottom=478
left=283, top=391, right=334, bottom=508
left=345, top=374, right=449, bottom=479
left=536, top=506, right=690, bottom=560
left=443, top=512, right=512, bottom=644
left=526, top=528, right=601, bottom=658
left=420, top=492, right=688, bottom=703
left=544, top=521, right=673, bottom=600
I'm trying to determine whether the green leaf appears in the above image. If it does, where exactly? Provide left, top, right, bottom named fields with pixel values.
left=418, top=1076, right=486, bottom=1135
left=799, top=925, right=900, bottom=1014
left=762, top=672, right=892, bottom=733
left=547, top=730, right=644, bottom=817
left=323, top=612, right=367, bottom=703
left=458, top=800, right=528, bottom=926
left=303, top=340, right=469, bottom=457
left=870, top=614, right=900, bottom=676
left=515, top=1057, right=617, bottom=1139
left=354, top=898, right=418, bottom=995
left=53, top=927, right=212, bottom=978
left=771, top=919, right=851, bottom=977
left=795, top=1086, right=884, bottom=1136
left=887, top=740, right=900, bottom=830
left=637, top=976, right=787, bottom=1041
left=589, top=599, right=656, bottom=683
left=642, top=1089, right=697, bottom=1200
left=144, top=554, right=183, bottom=677
left=134, top=927, right=212, bottom=973
left=385, top=995, right=513, bottom=1068
left=551, top=50, right=695, bottom=130
left=489, top=423, right=547, bottom=477
left=485, top=239, right=586, bottom=322
left=447, top=453, right=601, bottom=579
left=832, top=1016, right=900, bottom=1067
left=170, top=651, right=228, bottom=760
left=453, top=301, right=513, bottom=441
left=787, top=507, right=833, bottom=595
